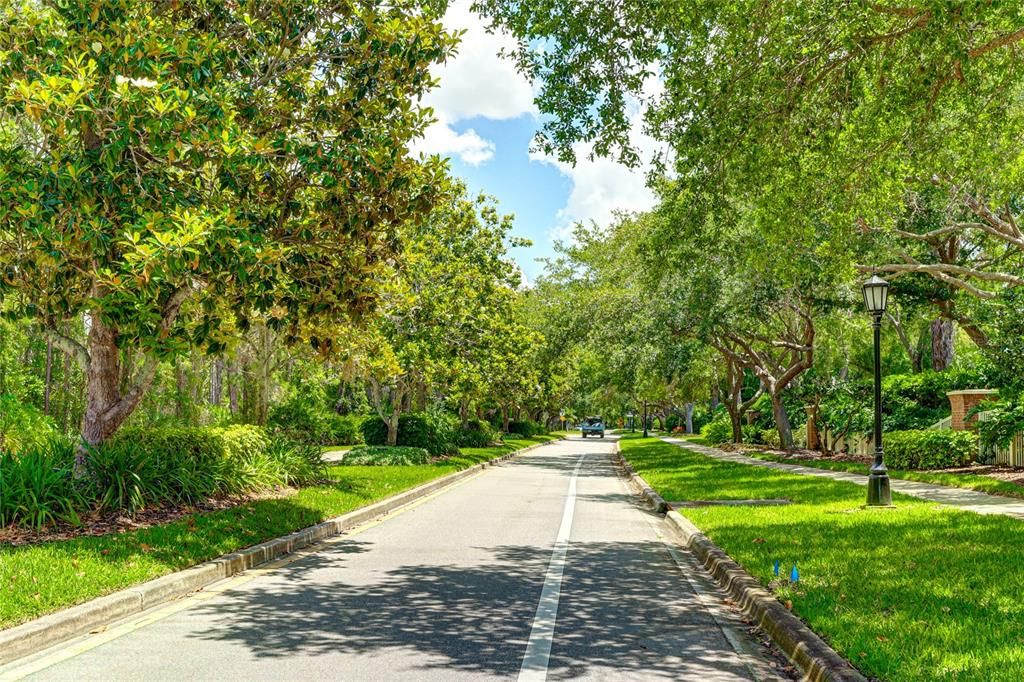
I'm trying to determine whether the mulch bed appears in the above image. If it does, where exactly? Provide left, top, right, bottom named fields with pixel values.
left=0, top=489, right=294, bottom=548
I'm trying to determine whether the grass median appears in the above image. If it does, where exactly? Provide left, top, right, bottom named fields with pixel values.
left=620, top=433, right=1024, bottom=681
left=0, top=434, right=560, bottom=631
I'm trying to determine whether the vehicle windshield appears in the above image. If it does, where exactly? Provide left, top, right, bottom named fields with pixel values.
left=584, top=417, right=602, bottom=425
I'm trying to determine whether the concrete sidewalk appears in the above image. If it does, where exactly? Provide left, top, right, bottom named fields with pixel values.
left=661, top=436, right=1024, bottom=520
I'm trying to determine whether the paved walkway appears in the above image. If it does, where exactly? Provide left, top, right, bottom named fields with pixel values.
left=661, top=436, right=1024, bottom=520
left=2, top=437, right=791, bottom=681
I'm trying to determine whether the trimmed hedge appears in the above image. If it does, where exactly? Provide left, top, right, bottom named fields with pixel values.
left=885, top=429, right=979, bottom=470
left=360, top=412, right=458, bottom=456
left=456, top=418, right=498, bottom=448
left=267, top=399, right=364, bottom=446
left=342, top=446, right=430, bottom=466
left=508, top=420, right=545, bottom=438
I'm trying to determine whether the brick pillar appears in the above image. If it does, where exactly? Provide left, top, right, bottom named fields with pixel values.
left=947, top=390, right=998, bottom=430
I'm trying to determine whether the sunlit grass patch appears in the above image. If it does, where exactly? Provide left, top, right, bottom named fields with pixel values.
left=620, top=434, right=1024, bottom=681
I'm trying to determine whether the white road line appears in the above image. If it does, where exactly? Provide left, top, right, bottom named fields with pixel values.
left=518, top=452, right=586, bottom=682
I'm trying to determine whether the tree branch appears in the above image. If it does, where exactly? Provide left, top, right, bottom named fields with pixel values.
left=42, top=327, right=89, bottom=370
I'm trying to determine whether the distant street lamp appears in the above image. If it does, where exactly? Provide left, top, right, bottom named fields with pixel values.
left=642, top=400, right=649, bottom=438
left=627, top=412, right=636, bottom=432
left=863, top=274, right=892, bottom=507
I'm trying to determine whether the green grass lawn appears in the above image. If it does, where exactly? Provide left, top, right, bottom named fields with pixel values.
left=0, top=434, right=560, bottom=631
left=747, top=451, right=1024, bottom=501
left=620, top=434, right=1024, bottom=682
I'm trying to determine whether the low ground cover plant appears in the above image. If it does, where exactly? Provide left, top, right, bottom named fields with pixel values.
left=620, top=434, right=1024, bottom=681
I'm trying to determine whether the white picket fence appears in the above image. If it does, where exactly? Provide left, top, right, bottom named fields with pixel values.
left=974, top=411, right=1024, bottom=467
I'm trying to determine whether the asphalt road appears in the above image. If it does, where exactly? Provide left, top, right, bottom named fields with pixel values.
left=3, top=436, right=790, bottom=681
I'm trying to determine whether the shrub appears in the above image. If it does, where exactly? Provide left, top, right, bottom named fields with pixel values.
left=342, top=446, right=431, bottom=466
left=0, top=440, right=82, bottom=530
left=360, top=416, right=389, bottom=446
left=508, top=420, right=544, bottom=438
left=360, top=413, right=458, bottom=455
left=265, top=440, right=326, bottom=486
left=504, top=432, right=526, bottom=440
left=885, top=430, right=979, bottom=470
left=326, top=414, right=364, bottom=446
left=701, top=416, right=733, bottom=444
left=759, top=428, right=781, bottom=449
left=457, top=418, right=498, bottom=448
left=742, top=424, right=761, bottom=444
left=268, top=398, right=364, bottom=446
left=0, top=395, right=60, bottom=453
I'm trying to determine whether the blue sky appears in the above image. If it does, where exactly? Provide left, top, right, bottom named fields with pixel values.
left=444, top=116, right=569, bottom=281
left=412, top=1, right=658, bottom=284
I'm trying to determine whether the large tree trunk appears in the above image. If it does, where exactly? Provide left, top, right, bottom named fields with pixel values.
left=771, top=393, right=794, bottom=449
left=931, top=318, right=955, bottom=371
left=684, top=403, right=694, bottom=434
left=78, top=315, right=157, bottom=475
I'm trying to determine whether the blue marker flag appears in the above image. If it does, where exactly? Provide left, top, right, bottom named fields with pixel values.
left=773, top=560, right=780, bottom=576
left=790, top=565, right=799, bottom=583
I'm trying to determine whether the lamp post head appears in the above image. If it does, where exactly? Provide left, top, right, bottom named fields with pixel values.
left=862, top=274, right=890, bottom=314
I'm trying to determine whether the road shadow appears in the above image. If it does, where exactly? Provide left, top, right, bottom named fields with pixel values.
left=186, top=536, right=766, bottom=680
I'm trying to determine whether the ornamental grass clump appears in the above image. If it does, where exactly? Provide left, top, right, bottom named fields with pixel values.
left=0, top=426, right=326, bottom=530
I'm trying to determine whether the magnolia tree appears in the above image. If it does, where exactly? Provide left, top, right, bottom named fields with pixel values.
left=0, top=1, right=454, bottom=465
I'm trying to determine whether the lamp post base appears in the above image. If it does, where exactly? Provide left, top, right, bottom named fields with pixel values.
left=867, top=471, right=892, bottom=506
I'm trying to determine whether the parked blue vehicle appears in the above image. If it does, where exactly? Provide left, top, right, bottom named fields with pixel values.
left=581, top=416, right=605, bottom=438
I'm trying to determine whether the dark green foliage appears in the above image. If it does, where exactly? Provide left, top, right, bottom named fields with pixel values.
left=265, top=440, right=326, bottom=486
left=342, top=446, right=431, bottom=466
left=0, top=426, right=325, bottom=528
left=885, top=430, right=979, bottom=470
left=360, top=412, right=459, bottom=455
left=701, top=416, right=733, bottom=444
left=360, top=417, right=389, bottom=446
left=508, top=419, right=545, bottom=438
left=456, top=418, right=498, bottom=447
left=977, top=401, right=1024, bottom=449
left=267, top=398, right=364, bottom=446
left=818, top=371, right=997, bottom=436
left=0, top=440, right=82, bottom=530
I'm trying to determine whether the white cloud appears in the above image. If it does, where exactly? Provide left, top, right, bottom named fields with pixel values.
left=416, top=120, right=495, bottom=166
left=532, top=73, right=666, bottom=240
left=412, top=0, right=536, bottom=165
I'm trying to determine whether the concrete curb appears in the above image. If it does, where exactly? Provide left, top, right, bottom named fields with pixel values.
left=614, top=442, right=668, bottom=513
left=614, top=445, right=865, bottom=682
left=0, top=437, right=561, bottom=667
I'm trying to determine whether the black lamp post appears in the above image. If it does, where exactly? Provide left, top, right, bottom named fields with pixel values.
left=642, top=400, right=649, bottom=438
left=863, top=274, right=893, bottom=506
